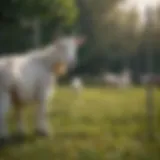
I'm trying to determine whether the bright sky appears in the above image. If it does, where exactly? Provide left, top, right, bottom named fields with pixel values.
left=119, top=0, right=159, bottom=23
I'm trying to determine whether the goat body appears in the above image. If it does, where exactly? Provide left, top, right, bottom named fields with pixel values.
left=0, top=47, right=58, bottom=140
left=0, top=35, right=85, bottom=140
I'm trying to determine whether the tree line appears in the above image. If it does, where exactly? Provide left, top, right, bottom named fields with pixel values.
left=0, top=0, right=160, bottom=81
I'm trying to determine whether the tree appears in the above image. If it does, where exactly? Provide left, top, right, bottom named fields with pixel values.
left=0, top=0, right=79, bottom=53
left=0, top=0, right=78, bottom=27
left=76, top=0, right=142, bottom=74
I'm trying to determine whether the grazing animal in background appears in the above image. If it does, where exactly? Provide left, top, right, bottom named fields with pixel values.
left=0, top=35, right=86, bottom=143
left=102, top=69, right=132, bottom=88
left=103, top=72, right=120, bottom=87
left=70, top=77, right=83, bottom=94
left=140, top=74, right=150, bottom=85
left=140, top=74, right=160, bottom=87
left=120, top=69, right=132, bottom=88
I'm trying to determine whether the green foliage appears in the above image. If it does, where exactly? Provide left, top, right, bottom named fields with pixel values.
left=76, top=0, right=142, bottom=74
left=0, top=0, right=78, bottom=26
left=0, top=0, right=79, bottom=54
left=76, top=1, right=160, bottom=75
left=1, top=0, right=160, bottom=75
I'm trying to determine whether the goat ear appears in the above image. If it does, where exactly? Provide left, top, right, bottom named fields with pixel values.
left=75, top=36, right=86, bottom=46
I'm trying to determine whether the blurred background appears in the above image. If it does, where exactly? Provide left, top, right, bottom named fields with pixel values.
left=0, top=0, right=160, bottom=82
left=1, top=0, right=160, bottom=159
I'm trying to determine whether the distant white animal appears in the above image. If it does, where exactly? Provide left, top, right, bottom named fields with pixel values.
left=70, top=77, right=83, bottom=94
left=0, top=35, right=85, bottom=142
left=140, top=74, right=160, bottom=87
left=140, top=74, right=151, bottom=85
left=102, top=69, right=132, bottom=88
left=103, top=72, right=120, bottom=87
left=120, top=69, right=132, bottom=88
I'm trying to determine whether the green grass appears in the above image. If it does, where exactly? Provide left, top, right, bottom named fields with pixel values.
left=1, top=86, right=160, bottom=160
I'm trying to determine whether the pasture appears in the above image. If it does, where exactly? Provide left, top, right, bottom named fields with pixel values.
left=1, top=86, right=160, bottom=160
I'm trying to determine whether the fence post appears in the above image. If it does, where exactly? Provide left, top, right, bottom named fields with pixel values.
left=145, top=6, right=155, bottom=140
left=32, top=18, right=41, bottom=48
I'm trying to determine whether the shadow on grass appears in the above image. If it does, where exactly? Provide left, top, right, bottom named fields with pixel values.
left=1, top=131, right=160, bottom=160
left=0, top=133, right=36, bottom=149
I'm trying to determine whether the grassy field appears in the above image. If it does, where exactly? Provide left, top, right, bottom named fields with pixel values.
left=1, top=86, right=160, bottom=160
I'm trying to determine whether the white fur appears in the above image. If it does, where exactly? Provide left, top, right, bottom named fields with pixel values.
left=120, top=69, right=132, bottom=88
left=0, top=36, right=84, bottom=138
left=103, top=69, right=132, bottom=88
left=140, top=74, right=151, bottom=85
left=70, top=77, right=83, bottom=94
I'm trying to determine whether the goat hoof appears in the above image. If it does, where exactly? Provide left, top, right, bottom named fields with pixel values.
left=35, top=130, right=49, bottom=137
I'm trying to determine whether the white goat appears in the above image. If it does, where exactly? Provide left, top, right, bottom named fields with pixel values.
left=140, top=74, right=151, bottom=85
left=70, top=77, right=83, bottom=94
left=102, top=69, right=132, bottom=88
left=120, top=69, right=132, bottom=88
left=0, top=35, right=85, bottom=142
left=103, top=72, right=121, bottom=87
